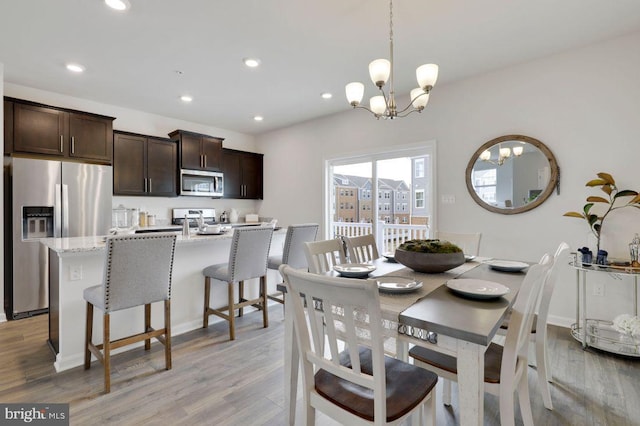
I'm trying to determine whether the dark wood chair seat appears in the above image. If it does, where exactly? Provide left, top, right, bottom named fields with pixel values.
left=316, top=346, right=438, bottom=422
left=409, top=343, right=504, bottom=385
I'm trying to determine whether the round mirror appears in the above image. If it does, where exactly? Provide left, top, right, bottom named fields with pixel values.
left=465, top=135, right=559, bottom=215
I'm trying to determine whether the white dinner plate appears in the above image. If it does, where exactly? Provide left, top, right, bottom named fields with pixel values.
left=486, top=260, right=529, bottom=272
left=446, top=279, right=510, bottom=299
left=382, top=252, right=397, bottom=263
left=197, top=230, right=226, bottom=235
left=333, top=263, right=376, bottom=278
left=377, top=277, right=423, bottom=293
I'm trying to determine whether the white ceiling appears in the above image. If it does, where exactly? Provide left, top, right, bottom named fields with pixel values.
left=2, top=0, right=640, bottom=135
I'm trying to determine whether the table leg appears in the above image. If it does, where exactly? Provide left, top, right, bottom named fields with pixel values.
left=581, top=270, right=587, bottom=349
left=457, top=340, right=484, bottom=426
left=283, top=289, right=298, bottom=426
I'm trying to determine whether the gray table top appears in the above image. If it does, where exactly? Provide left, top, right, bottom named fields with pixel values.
left=399, top=263, right=529, bottom=346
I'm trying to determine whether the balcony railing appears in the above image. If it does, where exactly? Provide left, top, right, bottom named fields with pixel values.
left=332, top=220, right=430, bottom=254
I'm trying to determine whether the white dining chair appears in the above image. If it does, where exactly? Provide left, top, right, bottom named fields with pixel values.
left=280, top=264, right=438, bottom=425
left=409, top=255, right=553, bottom=426
left=303, top=238, right=347, bottom=274
left=498, top=241, right=570, bottom=410
left=344, top=233, right=380, bottom=263
left=435, top=231, right=482, bottom=256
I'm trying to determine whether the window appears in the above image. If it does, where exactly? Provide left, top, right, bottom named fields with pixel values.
left=415, top=189, right=425, bottom=209
left=327, top=143, right=435, bottom=238
left=472, top=169, right=497, bottom=203
left=415, top=158, right=424, bottom=178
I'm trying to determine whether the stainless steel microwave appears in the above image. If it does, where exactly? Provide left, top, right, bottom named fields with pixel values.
left=180, top=169, right=224, bottom=197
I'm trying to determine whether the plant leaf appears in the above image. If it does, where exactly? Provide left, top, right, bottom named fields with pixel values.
left=563, top=212, right=584, bottom=218
left=586, top=179, right=607, bottom=187
left=583, top=203, right=594, bottom=215
left=630, top=194, right=640, bottom=204
left=586, top=196, right=610, bottom=203
left=597, top=172, right=615, bottom=185
left=601, top=185, right=613, bottom=195
left=614, top=190, right=639, bottom=199
left=587, top=214, right=599, bottom=226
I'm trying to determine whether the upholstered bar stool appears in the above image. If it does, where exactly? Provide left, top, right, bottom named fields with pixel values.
left=266, top=223, right=319, bottom=304
left=202, top=226, right=274, bottom=340
left=83, top=233, right=177, bottom=394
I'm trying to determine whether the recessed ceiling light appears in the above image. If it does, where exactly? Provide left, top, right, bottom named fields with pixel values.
left=253, top=116, right=264, bottom=122
left=66, top=63, right=85, bottom=73
left=243, top=58, right=261, bottom=68
left=180, top=95, right=193, bottom=103
left=321, top=92, right=333, bottom=99
left=105, top=0, right=131, bottom=11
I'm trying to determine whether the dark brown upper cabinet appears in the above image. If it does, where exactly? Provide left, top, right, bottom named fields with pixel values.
left=169, top=129, right=223, bottom=172
left=6, top=97, right=114, bottom=164
left=113, top=131, right=177, bottom=197
left=221, top=148, right=263, bottom=200
left=4, top=99, right=13, bottom=154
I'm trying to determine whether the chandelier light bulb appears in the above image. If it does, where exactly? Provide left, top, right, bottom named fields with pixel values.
left=410, top=88, right=429, bottom=110
left=480, top=150, right=492, bottom=161
left=416, top=64, right=439, bottom=91
left=345, top=82, right=365, bottom=106
left=369, top=59, right=391, bottom=88
left=105, top=0, right=130, bottom=11
left=370, top=96, right=387, bottom=116
left=513, top=146, right=524, bottom=156
left=499, top=147, right=512, bottom=159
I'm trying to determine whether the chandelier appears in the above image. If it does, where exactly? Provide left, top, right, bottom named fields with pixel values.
left=480, top=145, right=524, bottom=166
left=345, top=0, right=438, bottom=119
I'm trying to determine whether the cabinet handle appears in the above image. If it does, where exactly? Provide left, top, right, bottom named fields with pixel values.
left=148, top=178, right=152, bottom=193
left=203, top=155, right=207, bottom=168
left=71, top=136, right=75, bottom=154
left=144, top=178, right=148, bottom=193
left=200, top=155, right=203, bottom=168
left=60, top=135, right=64, bottom=153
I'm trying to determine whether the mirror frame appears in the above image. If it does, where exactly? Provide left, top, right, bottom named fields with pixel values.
left=465, top=134, right=559, bottom=215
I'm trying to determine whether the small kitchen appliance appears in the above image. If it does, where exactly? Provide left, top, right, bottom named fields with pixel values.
left=172, top=208, right=217, bottom=228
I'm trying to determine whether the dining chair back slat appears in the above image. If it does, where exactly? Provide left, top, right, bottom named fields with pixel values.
left=345, top=234, right=380, bottom=263
left=304, top=239, right=347, bottom=274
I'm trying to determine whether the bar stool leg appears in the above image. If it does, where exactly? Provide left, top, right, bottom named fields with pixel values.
left=103, top=313, right=111, bottom=393
left=261, top=275, right=269, bottom=328
left=144, top=303, right=151, bottom=350
left=165, top=299, right=172, bottom=370
left=228, top=281, right=236, bottom=341
left=203, top=277, right=211, bottom=328
left=84, top=302, right=93, bottom=369
left=238, top=281, right=244, bottom=317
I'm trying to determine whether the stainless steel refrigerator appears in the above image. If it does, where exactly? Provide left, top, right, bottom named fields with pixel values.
left=4, top=157, right=112, bottom=319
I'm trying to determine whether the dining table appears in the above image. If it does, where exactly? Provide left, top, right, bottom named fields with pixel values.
left=280, top=256, right=530, bottom=426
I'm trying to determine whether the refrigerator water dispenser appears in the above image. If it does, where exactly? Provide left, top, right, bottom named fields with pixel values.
left=22, top=206, right=54, bottom=240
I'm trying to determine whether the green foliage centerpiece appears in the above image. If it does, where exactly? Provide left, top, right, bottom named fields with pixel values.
left=394, top=239, right=465, bottom=273
left=563, top=172, right=640, bottom=253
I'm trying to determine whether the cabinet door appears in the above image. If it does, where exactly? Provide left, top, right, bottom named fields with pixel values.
left=201, top=136, right=222, bottom=171
left=69, top=113, right=113, bottom=162
left=113, top=133, right=146, bottom=195
left=14, top=103, right=66, bottom=156
left=147, top=138, right=177, bottom=196
left=4, top=100, right=13, bottom=154
left=242, top=153, right=263, bottom=199
left=180, top=133, right=202, bottom=169
left=221, top=150, right=242, bottom=198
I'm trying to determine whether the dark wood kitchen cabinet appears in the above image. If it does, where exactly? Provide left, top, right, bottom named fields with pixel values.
left=169, top=129, right=223, bottom=172
left=221, top=148, right=263, bottom=199
left=3, top=99, right=13, bottom=154
left=6, top=97, right=114, bottom=163
left=113, top=131, right=177, bottom=196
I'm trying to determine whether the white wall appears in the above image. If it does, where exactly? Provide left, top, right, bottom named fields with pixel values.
left=257, top=32, right=640, bottom=326
left=1, top=63, right=5, bottom=322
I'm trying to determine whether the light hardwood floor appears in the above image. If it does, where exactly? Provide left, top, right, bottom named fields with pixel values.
left=0, top=308, right=638, bottom=425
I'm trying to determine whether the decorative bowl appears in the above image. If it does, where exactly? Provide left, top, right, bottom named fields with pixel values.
left=394, top=248, right=465, bottom=273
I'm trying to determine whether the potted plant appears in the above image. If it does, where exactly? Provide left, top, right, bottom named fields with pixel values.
left=394, top=239, right=465, bottom=273
left=564, top=172, right=640, bottom=253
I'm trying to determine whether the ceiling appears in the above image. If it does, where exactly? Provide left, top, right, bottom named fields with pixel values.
left=2, top=1, right=640, bottom=135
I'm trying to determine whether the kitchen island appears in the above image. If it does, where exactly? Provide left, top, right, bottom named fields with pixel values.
left=42, top=228, right=286, bottom=372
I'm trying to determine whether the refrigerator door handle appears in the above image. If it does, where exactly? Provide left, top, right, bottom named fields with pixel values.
left=55, top=183, right=62, bottom=237
left=62, top=184, right=69, bottom=237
